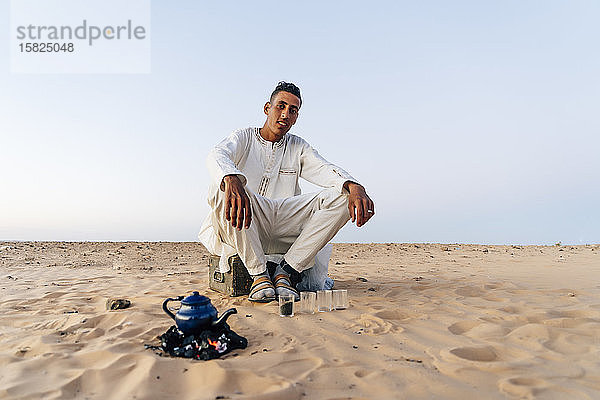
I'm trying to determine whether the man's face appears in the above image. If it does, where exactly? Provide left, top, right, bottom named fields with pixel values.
left=263, top=91, right=301, bottom=141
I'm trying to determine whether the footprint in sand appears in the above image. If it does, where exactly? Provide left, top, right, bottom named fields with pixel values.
left=373, top=310, right=412, bottom=321
left=448, top=321, right=480, bottom=335
left=447, top=343, right=532, bottom=364
left=449, top=345, right=498, bottom=362
left=543, top=334, right=591, bottom=355
left=448, top=320, right=511, bottom=339
left=354, top=369, right=376, bottom=378
left=498, top=376, right=548, bottom=398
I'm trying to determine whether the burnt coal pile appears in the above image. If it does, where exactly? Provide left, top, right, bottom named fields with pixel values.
left=146, top=323, right=247, bottom=361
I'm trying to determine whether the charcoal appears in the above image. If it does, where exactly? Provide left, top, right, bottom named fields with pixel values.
left=147, top=323, right=248, bottom=361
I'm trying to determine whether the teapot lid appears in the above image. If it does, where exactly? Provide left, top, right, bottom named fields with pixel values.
left=181, top=291, right=211, bottom=306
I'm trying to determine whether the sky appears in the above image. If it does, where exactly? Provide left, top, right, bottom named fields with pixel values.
left=1, top=1, right=599, bottom=244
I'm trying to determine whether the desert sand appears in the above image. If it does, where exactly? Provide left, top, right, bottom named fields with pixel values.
left=0, top=241, right=599, bottom=399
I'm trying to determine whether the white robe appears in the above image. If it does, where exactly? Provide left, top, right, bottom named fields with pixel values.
left=198, top=127, right=358, bottom=289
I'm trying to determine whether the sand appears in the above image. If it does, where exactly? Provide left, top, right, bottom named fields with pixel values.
left=1, top=241, right=599, bottom=399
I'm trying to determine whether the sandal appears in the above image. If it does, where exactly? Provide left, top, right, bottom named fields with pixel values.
left=248, top=276, right=276, bottom=303
left=273, top=274, right=300, bottom=301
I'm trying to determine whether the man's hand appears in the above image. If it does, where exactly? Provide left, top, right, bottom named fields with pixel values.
left=344, top=182, right=375, bottom=227
left=221, top=175, right=252, bottom=230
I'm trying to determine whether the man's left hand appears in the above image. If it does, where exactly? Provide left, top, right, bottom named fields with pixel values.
left=344, top=182, right=375, bottom=227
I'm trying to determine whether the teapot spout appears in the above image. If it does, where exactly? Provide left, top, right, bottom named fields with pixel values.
left=212, top=308, right=237, bottom=327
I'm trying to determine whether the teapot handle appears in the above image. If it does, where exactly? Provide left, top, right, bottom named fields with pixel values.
left=162, top=296, right=184, bottom=321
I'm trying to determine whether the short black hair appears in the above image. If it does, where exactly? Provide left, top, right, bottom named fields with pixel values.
left=270, top=81, right=302, bottom=106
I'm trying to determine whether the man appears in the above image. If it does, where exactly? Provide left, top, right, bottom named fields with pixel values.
left=199, top=82, right=374, bottom=302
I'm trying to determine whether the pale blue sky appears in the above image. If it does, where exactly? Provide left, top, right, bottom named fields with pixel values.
left=1, top=1, right=599, bottom=244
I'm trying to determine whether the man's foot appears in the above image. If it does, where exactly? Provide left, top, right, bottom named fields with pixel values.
left=278, top=259, right=302, bottom=287
left=248, top=272, right=276, bottom=303
left=273, top=260, right=300, bottom=301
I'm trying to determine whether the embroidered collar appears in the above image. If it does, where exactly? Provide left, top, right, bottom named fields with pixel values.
left=254, top=127, right=286, bottom=148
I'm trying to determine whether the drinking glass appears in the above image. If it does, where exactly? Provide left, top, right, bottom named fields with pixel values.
left=317, top=290, right=333, bottom=312
left=333, top=289, right=349, bottom=310
left=300, top=291, right=316, bottom=314
left=278, top=294, right=295, bottom=317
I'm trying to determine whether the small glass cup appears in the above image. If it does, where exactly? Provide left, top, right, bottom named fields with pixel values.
left=317, top=290, right=333, bottom=312
left=279, top=294, right=295, bottom=317
left=333, top=289, right=349, bottom=310
left=300, top=291, right=316, bottom=314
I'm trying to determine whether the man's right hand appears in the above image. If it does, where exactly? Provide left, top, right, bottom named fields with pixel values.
left=221, top=175, right=252, bottom=230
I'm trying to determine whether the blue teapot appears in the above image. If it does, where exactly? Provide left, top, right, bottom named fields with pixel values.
left=162, top=291, right=237, bottom=334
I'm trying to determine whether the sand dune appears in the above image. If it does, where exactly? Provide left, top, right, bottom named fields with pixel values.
left=1, top=242, right=599, bottom=399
